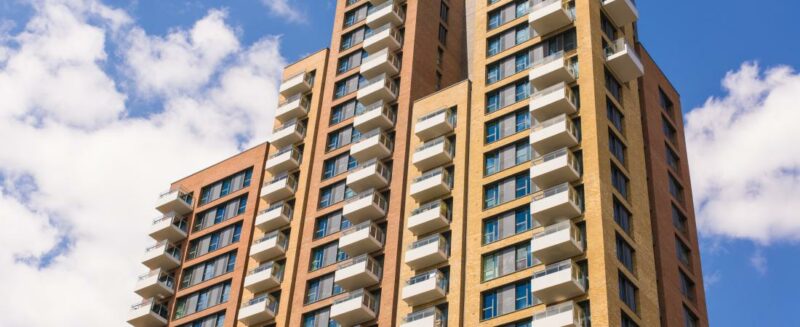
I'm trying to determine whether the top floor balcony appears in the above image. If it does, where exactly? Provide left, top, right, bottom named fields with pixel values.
left=148, top=214, right=188, bottom=243
left=605, top=38, right=644, bottom=83
left=275, top=94, right=310, bottom=123
left=529, top=0, right=575, bottom=36
left=366, top=0, right=405, bottom=28
left=414, top=108, right=455, bottom=140
left=363, top=23, right=403, bottom=53
left=601, top=0, right=638, bottom=27
left=155, top=188, right=192, bottom=215
left=278, top=71, right=313, bottom=97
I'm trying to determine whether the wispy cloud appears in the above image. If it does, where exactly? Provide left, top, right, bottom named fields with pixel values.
left=260, top=0, right=307, bottom=24
left=750, top=249, right=768, bottom=275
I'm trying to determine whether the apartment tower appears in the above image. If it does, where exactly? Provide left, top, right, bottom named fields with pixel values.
left=128, top=1, right=709, bottom=327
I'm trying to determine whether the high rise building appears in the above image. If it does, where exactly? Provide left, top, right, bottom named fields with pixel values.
left=128, top=1, right=709, bottom=327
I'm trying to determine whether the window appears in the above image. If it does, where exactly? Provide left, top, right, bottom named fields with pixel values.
left=438, top=24, right=448, bottom=45
left=306, top=273, right=344, bottom=304
left=618, top=272, right=638, bottom=312
left=662, top=117, right=677, bottom=144
left=485, top=109, right=530, bottom=143
left=187, top=223, right=242, bottom=259
left=484, top=172, right=531, bottom=209
left=314, top=210, right=351, bottom=239
left=319, top=181, right=356, bottom=208
left=482, top=280, right=535, bottom=320
left=672, top=205, right=688, bottom=234
left=340, top=26, right=369, bottom=50
left=437, top=47, right=444, bottom=67
left=199, top=168, right=252, bottom=205
left=607, top=99, right=624, bottom=133
left=659, top=87, right=675, bottom=117
left=605, top=70, right=622, bottom=102
left=322, top=153, right=358, bottom=179
left=679, top=270, right=696, bottom=302
left=436, top=71, right=443, bottom=90
left=179, top=312, right=225, bottom=327
left=483, top=205, right=534, bottom=244
left=613, top=197, right=632, bottom=234
left=665, top=144, right=681, bottom=173
left=601, top=13, right=617, bottom=40
left=180, top=251, right=237, bottom=289
left=675, top=237, right=692, bottom=268
left=337, top=50, right=367, bottom=74
left=334, top=74, right=363, bottom=99
left=487, top=0, right=529, bottom=30
left=440, top=1, right=449, bottom=22
left=668, top=173, right=684, bottom=202
left=616, top=234, right=635, bottom=272
left=611, top=163, right=629, bottom=198
left=486, top=79, right=530, bottom=113
left=174, top=281, right=232, bottom=319
left=482, top=242, right=535, bottom=281
left=485, top=140, right=530, bottom=175
left=500, top=319, right=532, bottom=327
left=609, top=130, right=626, bottom=165
left=303, top=307, right=339, bottom=327
left=330, top=100, right=362, bottom=125
left=310, top=241, right=348, bottom=271
left=343, top=4, right=369, bottom=28
left=487, top=23, right=531, bottom=56
left=346, top=0, right=358, bottom=5
left=326, top=125, right=361, bottom=151
left=683, top=306, right=699, bottom=327
left=621, top=311, right=639, bottom=327
left=193, top=195, right=248, bottom=232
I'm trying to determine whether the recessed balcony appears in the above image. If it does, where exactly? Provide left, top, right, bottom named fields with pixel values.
left=530, top=114, right=580, bottom=155
left=410, top=168, right=453, bottom=202
left=404, top=234, right=448, bottom=270
left=529, top=0, right=574, bottom=36
left=335, top=254, right=382, bottom=291
left=127, top=298, right=168, bottom=327
left=605, top=38, right=644, bottom=83
left=531, top=221, right=584, bottom=265
left=366, top=0, right=405, bottom=28
left=412, top=137, right=454, bottom=171
left=400, top=307, right=446, bottom=327
left=363, top=23, right=403, bottom=53
left=260, top=175, right=298, bottom=202
left=529, top=53, right=577, bottom=90
left=360, top=49, right=401, bottom=81
left=134, top=269, right=175, bottom=299
left=357, top=73, right=399, bottom=104
left=275, top=94, right=309, bottom=123
left=530, top=183, right=582, bottom=226
left=148, top=214, right=187, bottom=243
left=265, top=146, right=302, bottom=174
left=602, top=0, right=638, bottom=27
left=330, top=289, right=379, bottom=326
left=268, top=121, right=306, bottom=148
left=415, top=108, right=454, bottom=140
left=401, top=270, right=448, bottom=306
left=238, top=294, right=278, bottom=325
left=530, top=82, right=578, bottom=122
left=343, top=190, right=388, bottom=224
left=346, top=159, right=391, bottom=193
left=141, top=241, right=181, bottom=270
left=244, top=262, right=284, bottom=293
left=354, top=100, right=396, bottom=132
left=255, top=202, right=293, bottom=232
left=155, top=188, right=192, bottom=215
left=249, top=231, right=288, bottom=262
left=531, top=260, right=586, bottom=304
left=350, top=129, right=394, bottom=162
left=530, top=148, right=581, bottom=190
left=407, top=200, right=450, bottom=235
left=531, top=301, right=584, bottom=327
left=279, top=71, right=312, bottom=97
left=339, top=222, right=385, bottom=256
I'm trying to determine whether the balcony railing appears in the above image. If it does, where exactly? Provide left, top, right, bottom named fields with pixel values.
left=342, top=221, right=386, bottom=241
left=410, top=199, right=451, bottom=220
left=402, top=307, right=445, bottom=324
left=248, top=261, right=284, bottom=279
left=254, top=230, right=288, bottom=247
left=144, top=241, right=181, bottom=259
left=409, top=234, right=448, bottom=253
left=406, top=269, right=448, bottom=290
left=151, top=215, right=188, bottom=233
left=244, top=294, right=279, bottom=311
left=338, top=254, right=383, bottom=276
left=356, top=100, right=397, bottom=121
left=130, top=298, right=169, bottom=319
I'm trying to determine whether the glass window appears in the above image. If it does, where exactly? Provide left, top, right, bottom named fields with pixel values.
left=515, top=282, right=532, bottom=309
left=616, top=234, right=635, bottom=272
left=199, top=168, right=253, bottom=205
left=619, top=273, right=638, bottom=312
left=607, top=99, right=624, bottom=133
left=609, top=130, right=626, bottom=164
left=668, top=173, right=684, bottom=202
left=614, top=197, right=632, bottom=234
left=611, top=163, right=629, bottom=198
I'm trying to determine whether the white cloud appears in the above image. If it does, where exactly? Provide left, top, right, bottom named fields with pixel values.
left=260, top=0, right=307, bottom=24
left=686, top=62, right=800, bottom=244
left=750, top=249, right=768, bottom=275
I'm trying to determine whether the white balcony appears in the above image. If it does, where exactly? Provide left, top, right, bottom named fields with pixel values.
left=127, top=298, right=168, bottom=327
left=268, top=121, right=306, bottom=148
left=260, top=175, right=297, bottom=202
left=255, top=202, right=292, bottom=232
left=339, top=222, right=385, bottom=256
left=265, top=146, right=302, bottom=174
left=350, top=129, right=393, bottom=162
left=249, top=231, right=288, bottom=262
left=530, top=148, right=581, bottom=189
left=244, top=262, right=284, bottom=293
left=363, top=23, right=403, bottom=53
left=331, top=289, right=379, bottom=326
left=366, top=0, right=404, bottom=28
left=602, top=0, right=638, bottom=27
left=155, top=188, right=192, bottom=215
left=410, top=168, right=452, bottom=202
left=530, top=82, right=578, bottom=122
left=346, top=159, right=391, bottom=192
left=530, top=114, right=580, bottom=154
left=134, top=269, right=175, bottom=299
left=531, top=221, right=584, bottom=265
left=531, top=183, right=582, bottom=226
left=279, top=71, right=312, bottom=97
left=531, top=301, right=584, bottom=327
left=238, top=294, right=278, bottom=325
left=360, top=49, right=401, bottom=80
left=357, top=73, right=399, bottom=104
left=343, top=190, right=388, bottom=224
left=407, top=200, right=450, bottom=235
left=353, top=100, right=396, bottom=132
left=148, top=214, right=187, bottom=243
left=529, top=0, right=574, bottom=35
left=529, top=53, right=577, bottom=90
left=412, top=137, right=454, bottom=171
left=400, top=307, right=446, bottom=327
left=275, top=94, right=309, bottom=123
left=141, top=241, right=181, bottom=270
left=531, top=260, right=586, bottom=304
left=605, top=38, right=644, bottom=83
left=415, top=108, right=454, bottom=140
left=335, top=254, right=382, bottom=291
left=404, top=234, right=448, bottom=270
left=401, top=270, right=448, bottom=306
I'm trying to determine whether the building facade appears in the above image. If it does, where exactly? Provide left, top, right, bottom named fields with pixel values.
left=128, top=1, right=709, bottom=327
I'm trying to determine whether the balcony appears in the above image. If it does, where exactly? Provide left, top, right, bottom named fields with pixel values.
left=330, top=289, right=378, bottom=326
left=339, top=222, right=385, bottom=256
left=278, top=71, right=312, bottom=97
left=255, top=202, right=292, bottom=232
left=531, top=221, right=584, bottom=265
left=260, top=175, right=297, bottom=202
left=363, top=23, right=403, bottom=53
left=354, top=100, right=396, bottom=132
left=404, top=234, right=448, bottom=270
left=244, top=262, right=284, bottom=293
left=335, top=254, right=382, bottom=291
left=268, top=121, right=306, bottom=148
left=529, top=52, right=577, bottom=90
left=366, top=0, right=404, bottom=28
left=346, top=159, right=391, bottom=192
left=531, top=260, right=586, bottom=304
left=249, top=231, right=288, bottom=262
left=343, top=190, right=388, bottom=224
left=602, top=0, right=638, bottom=27
left=360, top=49, right=401, bottom=81
left=265, top=146, right=302, bottom=174
left=605, top=38, right=644, bottom=83
left=275, top=94, right=309, bottom=123
left=357, top=73, right=399, bottom=104
left=127, top=298, right=168, bottom=327
left=155, top=188, right=192, bottom=215
left=350, top=129, right=394, bottom=162
left=412, top=137, right=454, bottom=171
left=401, top=270, right=447, bottom=306
left=134, top=269, right=175, bottom=299
left=530, top=183, right=582, bottom=226
left=407, top=200, right=450, bottom=235
left=148, top=214, right=187, bottom=243
left=530, top=82, right=578, bottom=122
left=410, top=168, right=453, bottom=202
left=415, top=108, right=455, bottom=140
left=530, top=114, right=580, bottom=154
left=400, top=307, right=446, bottom=327
left=238, top=294, right=278, bottom=325
left=141, top=241, right=181, bottom=270
left=531, top=301, right=584, bottom=327
left=530, top=148, right=581, bottom=189
left=529, top=0, right=574, bottom=35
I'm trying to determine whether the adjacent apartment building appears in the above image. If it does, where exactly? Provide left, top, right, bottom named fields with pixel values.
left=128, top=1, right=708, bottom=327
